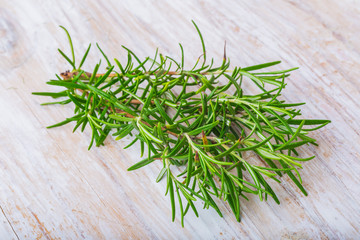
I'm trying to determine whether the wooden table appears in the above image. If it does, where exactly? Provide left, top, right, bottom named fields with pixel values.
left=1, top=0, right=359, bottom=239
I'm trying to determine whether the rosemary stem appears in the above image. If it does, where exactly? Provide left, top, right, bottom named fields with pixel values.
left=34, top=23, right=330, bottom=224
left=61, top=69, right=234, bottom=80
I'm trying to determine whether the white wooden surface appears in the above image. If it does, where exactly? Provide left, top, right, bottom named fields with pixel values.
left=1, top=0, right=360, bottom=239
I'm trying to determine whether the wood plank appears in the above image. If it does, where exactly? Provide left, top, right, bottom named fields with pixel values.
left=0, top=0, right=359, bottom=238
left=0, top=206, right=19, bottom=240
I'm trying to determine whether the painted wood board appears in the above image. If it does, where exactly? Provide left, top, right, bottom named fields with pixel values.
left=0, top=0, right=359, bottom=239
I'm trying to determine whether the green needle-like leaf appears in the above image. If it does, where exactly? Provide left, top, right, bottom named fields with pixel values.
left=59, top=26, right=76, bottom=69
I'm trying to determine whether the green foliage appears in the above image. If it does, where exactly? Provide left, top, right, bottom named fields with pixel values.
left=33, top=22, right=330, bottom=226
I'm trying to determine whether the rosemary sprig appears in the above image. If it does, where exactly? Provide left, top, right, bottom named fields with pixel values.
left=33, top=21, right=330, bottom=226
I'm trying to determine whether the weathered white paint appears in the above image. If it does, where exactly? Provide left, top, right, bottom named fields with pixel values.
left=0, top=0, right=359, bottom=239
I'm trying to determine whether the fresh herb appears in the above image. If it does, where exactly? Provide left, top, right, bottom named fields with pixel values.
left=33, top=21, right=330, bottom=226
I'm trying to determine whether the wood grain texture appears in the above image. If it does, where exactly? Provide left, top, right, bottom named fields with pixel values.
left=0, top=0, right=359, bottom=239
